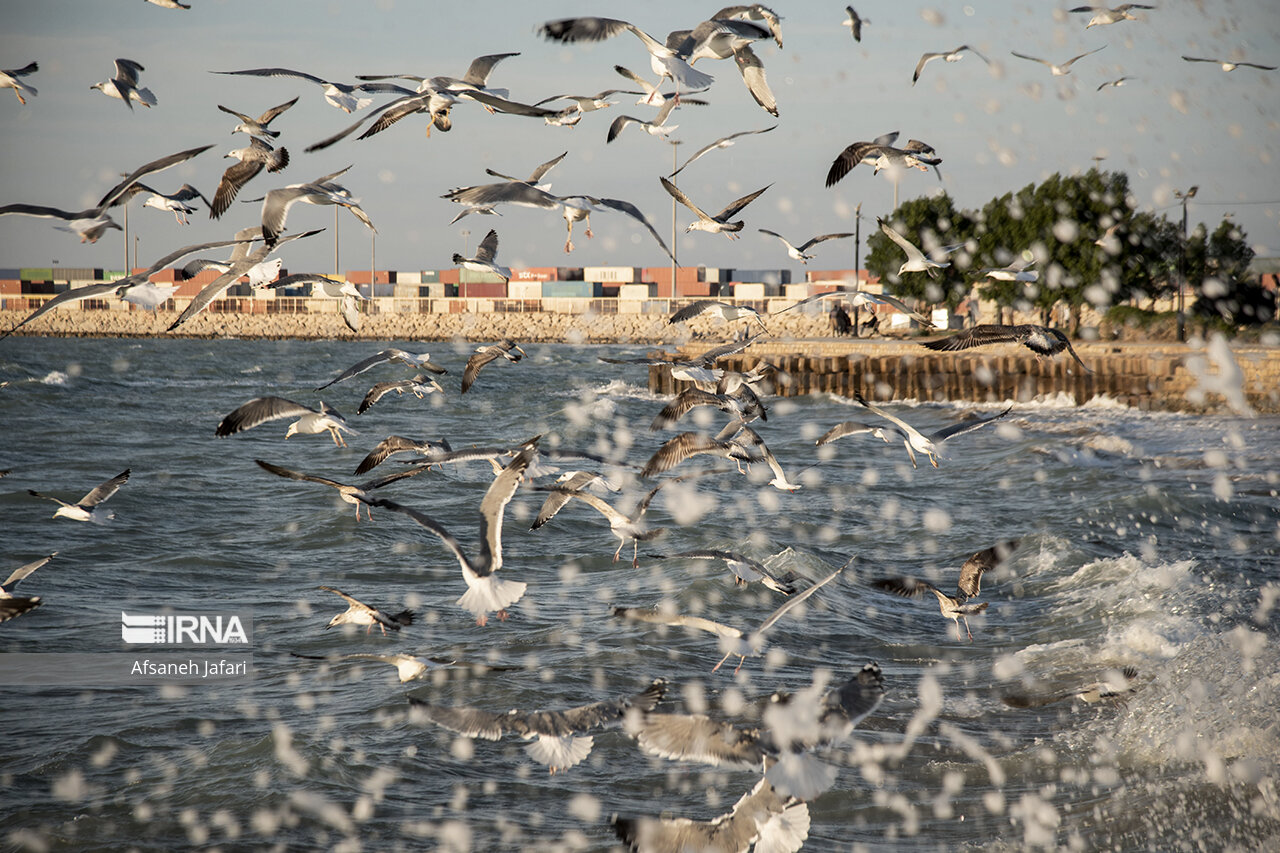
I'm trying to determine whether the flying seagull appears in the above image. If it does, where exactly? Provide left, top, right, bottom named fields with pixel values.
left=461, top=339, right=525, bottom=393
left=364, top=448, right=536, bottom=626
left=1010, top=46, right=1105, bottom=76
left=352, top=435, right=454, bottom=476
left=640, top=430, right=764, bottom=479
left=453, top=228, right=511, bottom=283
left=669, top=299, right=770, bottom=334
left=317, top=585, right=414, bottom=635
left=290, top=651, right=455, bottom=683
left=825, top=137, right=942, bottom=186
left=254, top=459, right=427, bottom=521
left=1181, top=55, right=1277, bottom=72
left=913, top=46, right=990, bottom=85
left=649, top=385, right=766, bottom=433
left=613, top=776, right=809, bottom=853
left=757, top=229, right=854, bottom=264
left=714, top=4, right=784, bottom=49
left=1069, top=4, right=1155, bottom=27
left=218, top=96, right=299, bottom=139
left=920, top=324, right=1092, bottom=371
left=259, top=165, right=374, bottom=247
left=879, top=218, right=960, bottom=279
left=1001, top=666, right=1140, bottom=708
left=655, top=549, right=796, bottom=595
left=853, top=392, right=1012, bottom=469
left=537, top=17, right=715, bottom=102
left=91, top=58, right=155, bottom=109
left=210, top=137, right=290, bottom=219
left=843, top=6, right=867, bottom=42
left=1, top=61, right=38, bottom=104
left=213, top=67, right=373, bottom=113
left=668, top=125, right=776, bottom=178
left=408, top=678, right=668, bottom=773
left=29, top=469, right=130, bottom=523
left=216, top=397, right=355, bottom=446
left=606, top=95, right=683, bottom=143
left=303, top=85, right=458, bottom=152
left=0, top=143, right=214, bottom=242
left=659, top=177, right=771, bottom=239
left=358, top=375, right=444, bottom=415
left=133, top=183, right=213, bottom=225
left=315, top=348, right=447, bottom=391
left=976, top=257, right=1038, bottom=283
left=872, top=539, right=1021, bottom=641
left=0, top=552, right=55, bottom=624
left=613, top=562, right=845, bottom=673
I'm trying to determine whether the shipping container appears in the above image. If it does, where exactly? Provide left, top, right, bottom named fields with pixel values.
left=724, top=269, right=790, bottom=286
left=0, top=268, right=20, bottom=280
left=458, top=281, right=507, bottom=298
left=420, top=270, right=440, bottom=284
left=418, top=283, right=447, bottom=298
left=806, top=268, right=864, bottom=285
left=392, top=283, right=421, bottom=298
left=53, top=267, right=103, bottom=281
left=733, top=283, right=767, bottom=300
left=344, top=270, right=395, bottom=285
left=439, top=269, right=460, bottom=285
left=395, top=271, right=423, bottom=285
left=593, top=283, right=620, bottom=298
left=511, top=267, right=558, bottom=282
left=556, top=267, right=585, bottom=281
left=651, top=280, right=672, bottom=298
left=618, top=283, right=653, bottom=300
left=642, top=265, right=704, bottom=283
left=541, top=281, right=593, bottom=298
left=0, top=279, right=21, bottom=295
left=584, top=266, right=639, bottom=283
left=507, top=281, right=543, bottom=300
left=675, top=280, right=715, bottom=298
left=20, top=268, right=54, bottom=281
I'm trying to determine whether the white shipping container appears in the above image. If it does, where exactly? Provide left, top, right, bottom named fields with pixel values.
left=618, top=283, right=653, bottom=300
left=584, top=266, right=637, bottom=283
left=734, top=283, right=766, bottom=300
left=784, top=283, right=810, bottom=300
left=396, top=271, right=423, bottom=285
left=507, top=281, right=543, bottom=299
left=931, top=308, right=950, bottom=328
left=889, top=312, right=911, bottom=329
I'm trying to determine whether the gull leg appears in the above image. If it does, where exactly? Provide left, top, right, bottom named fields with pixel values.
left=475, top=613, right=488, bottom=627
left=631, top=540, right=639, bottom=569
left=711, top=649, right=735, bottom=672
left=963, top=616, right=974, bottom=642
left=496, top=609, right=510, bottom=622
left=733, top=656, right=745, bottom=675
left=613, top=541, right=623, bottom=563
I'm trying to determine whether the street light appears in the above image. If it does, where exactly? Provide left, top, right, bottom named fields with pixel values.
left=1175, top=185, right=1198, bottom=342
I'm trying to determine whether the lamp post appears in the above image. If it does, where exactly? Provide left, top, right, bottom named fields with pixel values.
left=1175, top=185, right=1198, bottom=342
left=668, top=139, right=682, bottom=299
left=852, top=202, right=862, bottom=336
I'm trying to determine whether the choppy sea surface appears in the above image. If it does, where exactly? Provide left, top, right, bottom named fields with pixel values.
left=1, top=336, right=1278, bottom=852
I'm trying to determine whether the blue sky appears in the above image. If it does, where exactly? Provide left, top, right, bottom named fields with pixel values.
left=1, top=0, right=1277, bottom=276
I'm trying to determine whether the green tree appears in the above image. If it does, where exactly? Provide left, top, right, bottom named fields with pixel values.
left=863, top=192, right=975, bottom=313
left=1188, top=219, right=1270, bottom=325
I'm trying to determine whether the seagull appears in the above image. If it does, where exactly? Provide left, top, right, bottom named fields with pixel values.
left=843, top=6, right=867, bottom=42
left=353, top=436, right=453, bottom=475
left=304, top=85, right=459, bottom=152
left=29, top=469, right=130, bottom=523
left=538, top=17, right=715, bottom=103
left=290, top=652, right=455, bottom=683
left=0, top=552, right=55, bottom=623
left=316, top=348, right=447, bottom=391
left=91, top=58, right=155, bottom=109
left=254, top=459, right=426, bottom=521
left=704, top=5, right=784, bottom=49
left=216, top=397, right=355, bottom=446
left=872, top=539, right=1021, bottom=641
left=669, top=299, right=770, bottom=335
left=669, top=125, right=776, bottom=178
left=660, top=177, right=771, bottom=240
left=612, top=776, right=809, bottom=853
left=772, top=287, right=934, bottom=327
left=600, top=336, right=765, bottom=387
left=912, top=46, right=990, bottom=85
left=606, top=96, right=683, bottom=143
left=613, top=563, right=845, bottom=673
left=1010, top=46, right=1105, bottom=76
left=824, top=137, right=942, bottom=186
left=1181, top=56, right=1277, bottom=72
left=667, top=21, right=777, bottom=115
left=135, top=183, right=213, bottom=225
left=920, top=324, right=1092, bottom=371
left=853, top=392, right=1012, bottom=469
left=218, top=96, right=299, bottom=139
left=167, top=227, right=321, bottom=330
left=649, top=385, right=766, bottom=432
left=363, top=448, right=535, bottom=626
left=612, top=64, right=708, bottom=107
left=213, top=67, right=373, bottom=113
left=731, top=425, right=803, bottom=492
left=210, top=137, right=290, bottom=219
left=259, top=165, right=374, bottom=247
left=976, top=257, right=1038, bottom=282
left=358, top=375, right=445, bottom=415
left=461, top=339, right=525, bottom=394
left=355, top=52, right=520, bottom=101
left=1001, top=666, right=1140, bottom=708
left=453, top=228, right=511, bottom=283
left=1069, top=4, right=1155, bottom=27
left=815, top=420, right=907, bottom=448
left=0, top=233, right=257, bottom=338
left=640, top=431, right=763, bottom=478
left=532, top=88, right=624, bottom=115
left=317, top=585, right=413, bottom=634
left=879, top=218, right=958, bottom=278
left=1096, top=76, right=1133, bottom=91
left=0, top=143, right=213, bottom=242
left=1, top=61, right=37, bottom=104
left=407, top=678, right=668, bottom=773
left=758, top=229, right=854, bottom=264
left=655, top=549, right=795, bottom=595
left=145, top=0, right=191, bottom=8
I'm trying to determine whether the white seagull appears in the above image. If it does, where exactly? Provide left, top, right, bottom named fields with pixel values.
left=825, top=136, right=942, bottom=186
left=259, top=165, right=374, bottom=247
left=658, top=549, right=796, bottom=595
left=758, top=229, right=854, bottom=264
left=1, top=61, right=37, bottom=104
left=854, top=393, right=1012, bottom=468
left=29, top=469, right=130, bottom=523
left=317, top=585, right=414, bottom=634
left=218, top=96, right=299, bottom=139
left=1069, top=4, right=1155, bottom=28
left=613, top=777, right=809, bottom=853
left=843, top=6, right=867, bottom=42
left=452, top=228, right=511, bottom=283
left=1181, top=55, right=1277, bottom=72
left=358, top=375, right=444, bottom=415
left=91, top=58, right=155, bottom=109
left=872, top=539, right=1020, bottom=641
left=364, top=449, right=535, bottom=626
left=290, top=651, right=454, bottom=683
left=254, top=458, right=427, bottom=521
left=879, top=217, right=959, bottom=278
left=668, top=299, right=769, bottom=334
left=773, top=287, right=934, bottom=327
left=135, top=183, right=213, bottom=225
left=216, top=397, right=355, bottom=446
left=913, top=45, right=990, bottom=85
left=315, top=347, right=447, bottom=391
left=1010, top=46, right=1105, bottom=76
left=214, top=67, right=372, bottom=113
left=669, top=125, right=776, bottom=177
left=660, top=177, right=771, bottom=240
left=0, top=552, right=55, bottom=623
left=606, top=96, right=683, bottom=143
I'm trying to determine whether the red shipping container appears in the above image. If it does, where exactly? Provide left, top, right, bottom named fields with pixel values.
left=459, top=281, right=508, bottom=298
left=344, top=269, right=394, bottom=285
left=439, top=269, right=460, bottom=285
left=0, top=279, right=21, bottom=295
left=651, top=280, right=672, bottom=298
left=676, top=280, right=714, bottom=297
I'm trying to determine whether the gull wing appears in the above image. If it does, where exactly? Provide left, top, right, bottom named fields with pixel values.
left=927, top=405, right=1012, bottom=443
left=715, top=184, right=771, bottom=221
left=670, top=125, right=776, bottom=177
left=957, top=539, right=1021, bottom=598
left=2, top=552, right=56, bottom=593
left=733, top=44, right=778, bottom=117
left=796, top=232, right=855, bottom=252
left=215, top=396, right=314, bottom=436
left=628, top=712, right=766, bottom=768
left=78, top=469, right=131, bottom=507
left=473, top=229, right=500, bottom=264
left=659, top=176, right=712, bottom=221
left=878, top=218, right=926, bottom=263
left=749, top=566, right=843, bottom=640
left=460, top=52, right=520, bottom=86
left=96, top=144, right=215, bottom=210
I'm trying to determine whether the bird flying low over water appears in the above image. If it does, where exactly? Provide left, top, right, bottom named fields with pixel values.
left=365, top=448, right=536, bottom=626
left=872, top=539, right=1021, bottom=641
left=408, top=677, right=668, bottom=773
left=210, top=137, right=289, bottom=219
left=290, top=651, right=456, bottom=683
left=920, top=324, right=1091, bottom=371
left=461, top=339, right=525, bottom=393
left=317, top=585, right=413, bottom=635
left=1010, top=46, right=1105, bottom=76
left=216, top=397, right=355, bottom=446
left=654, top=549, right=796, bottom=595
left=853, top=393, right=1012, bottom=469
left=254, top=459, right=427, bottom=521
left=29, top=470, right=130, bottom=523
left=668, top=299, right=769, bottom=333
left=316, top=347, right=448, bottom=391
left=0, top=552, right=55, bottom=624
left=1001, top=666, right=1141, bottom=708
left=358, top=375, right=444, bottom=414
